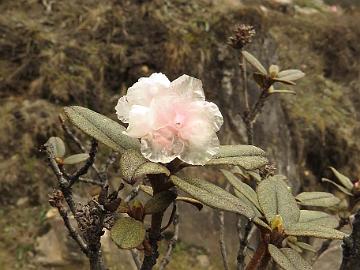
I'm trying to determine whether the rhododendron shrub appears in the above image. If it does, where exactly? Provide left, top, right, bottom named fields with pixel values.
left=115, top=73, right=223, bottom=165
left=44, top=30, right=350, bottom=270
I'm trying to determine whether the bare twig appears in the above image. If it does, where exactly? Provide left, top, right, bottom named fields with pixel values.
left=60, top=116, right=102, bottom=179
left=239, top=53, right=249, bottom=113
left=341, top=211, right=360, bottom=269
left=237, top=219, right=252, bottom=270
left=49, top=190, right=88, bottom=255
left=159, top=204, right=179, bottom=270
left=141, top=174, right=168, bottom=270
left=79, top=177, right=105, bottom=187
left=69, top=139, right=98, bottom=186
left=218, top=209, right=230, bottom=270
left=161, top=203, right=177, bottom=233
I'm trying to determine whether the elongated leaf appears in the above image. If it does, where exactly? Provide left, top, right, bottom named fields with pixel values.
left=144, top=191, right=177, bottom=214
left=296, top=192, right=340, bottom=208
left=45, top=137, right=66, bottom=158
left=298, top=210, right=338, bottom=228
left=120, top=150, right=170, bottom=182
left=63, top=153, right=90, bottom=165
left=134, top=162, right=170, bottom=179
left=64, top=106, right=140, bottom=152
left=139, top=185, right=153, bottom=196
left=221, top=169, right=261, bottom=210
left=322, top=178, right=353, bottom=196
left=257, top=175, right=300, bottom=228
left=287, top=241, right=303, bottom=253
left=268, top=244, right=312, bottom=270
left=295, top=242, right=316, bottom=253
left=277, top=69, right=305, bottom=81
left=170, top=175, right=255, bottom=220
left=329, top=167, right=353, bottom=191
left=268, top=244, right=311, bottom=270
left=272, top=78, right=296, bottom=86
left=207, top=156, right=268, bottom=170
left=176, top=197, right=203, bottom=211
left=110, top=217, right=145, bottom=249
left=216, top=145, right=266, bottom=158
left=269, top=89, right=297, bottom=95
left=234, top=189, right=263, bottom=217
left=208, top=145, right=268, bottom=170
left=285, top=223, right=346, bottom=240
left=242, top=51, right=267, bottom=75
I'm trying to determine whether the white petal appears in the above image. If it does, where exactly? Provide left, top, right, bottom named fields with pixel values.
left=115, top=96, right=132, bottom=123
left=143, top=73, right=171, bottom=87
left=170, top=74, right=205, bottom=101
left=125, top=105, right=153, bottom=138
left=140, top=128, right=184, bottom=163
left=127, top=73, right=170, bottom=106
left=180, top=132, right=220, bottom=165
left=196, top=101, right=224, bottom=132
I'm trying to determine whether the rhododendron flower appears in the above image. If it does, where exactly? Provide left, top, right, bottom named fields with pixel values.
left=115, top=73, right=223, bottom=165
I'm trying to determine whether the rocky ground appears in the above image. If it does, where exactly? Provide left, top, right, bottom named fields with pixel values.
left=0, top=0, right=359, bottom=269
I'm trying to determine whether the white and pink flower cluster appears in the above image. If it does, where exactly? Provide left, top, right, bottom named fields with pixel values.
left=115, top=73, right=223, bottom=165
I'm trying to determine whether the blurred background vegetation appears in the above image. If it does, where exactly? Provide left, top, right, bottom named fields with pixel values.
left=0, top=0, right=359, bottom=269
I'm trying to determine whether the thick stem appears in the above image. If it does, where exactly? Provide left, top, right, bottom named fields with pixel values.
left=141, top=174, right=168, bottom=270
left=89, top=248, right=106, bottom=270
left=340, top=210, right=360, bottom=270
left=245, top=240, right=269, bottom=270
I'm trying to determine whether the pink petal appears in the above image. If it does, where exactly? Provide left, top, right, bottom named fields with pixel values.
left=140, top=127, right=184, bottom=163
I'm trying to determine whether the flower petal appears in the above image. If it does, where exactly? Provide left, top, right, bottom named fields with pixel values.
left=140, top=127, right=184, bottom=163
left=115, top=95, right=132, bottom=123
left=170, top=74, right=205, bottom=101
left=126, top=105, right=153, bottom=138
left=193, top=101, right=224, bottom=132
left=180, top=132, right=220, bottom=165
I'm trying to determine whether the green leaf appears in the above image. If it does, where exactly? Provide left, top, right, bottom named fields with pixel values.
left=216, top=145, right=266, bottom=158
left=208, top=145, right=268, bottom=170
left=257, top=175, right=300, bottom=228
left=110, top=217, right=146, bottom=249
left=63, top=153, right=90, bottom=165
left=170, top=175, right=255, bottom=220
left=242, top=51, right=267, bottom=75
left=64, top=106, right=140, bottom=152
left=221, top=169, right=261, bottom=210
left=268, top=245, right=312, bottom=270
left=144, top=191, right=177, bottom=214
left=120, top=150, right=170, bottom=182
left=322, top=178, right=353, bottom=196
left=233, top=189, right=264, bottom=218
left=176, top=197, right=203, bottom=211
left=277, top=69, right=305, bottom=81
left=287, top=241, right=303, bottom=253
left=285, top=223, right=346, bottom=240
left=295, top=242, right=316, bottom=253
left=329, top=167, right=353, bottom=191
left=296, top=192, right=340, bottom=208
left=272, top=78, right=297, bottom=86
left=139, top=185, right=154, bottom=196
left=298, top=210, right=338, bottom=228
left=45, top=137, right=66, bottom=158
left=207, top=156, right=268, bottom=170
left=269, top=89, right=297, bottom=95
